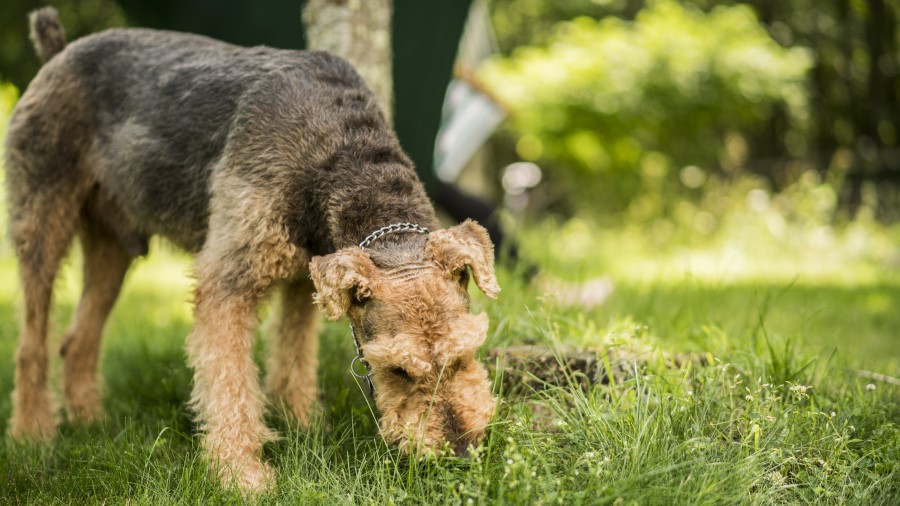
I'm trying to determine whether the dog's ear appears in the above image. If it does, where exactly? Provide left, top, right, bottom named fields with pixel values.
left=309, top=247, right=377, bottom=320
left=426, top=219, right=500, bottom=299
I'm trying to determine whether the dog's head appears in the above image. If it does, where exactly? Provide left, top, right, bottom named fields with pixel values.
left=309, top=220, right=498, bottom=456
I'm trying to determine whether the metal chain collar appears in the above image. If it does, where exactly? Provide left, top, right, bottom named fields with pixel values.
left=358, top=222, right=430, bottom=249
left=349, top=223, right=430, bottom=397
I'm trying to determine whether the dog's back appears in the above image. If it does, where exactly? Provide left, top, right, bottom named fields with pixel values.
left=7, top=13, right=393, bottom=251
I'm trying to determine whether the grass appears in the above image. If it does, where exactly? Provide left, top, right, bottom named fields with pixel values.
left=0, top=82, right=897, bottom=503
left=0, top=217, right=897, bottom=505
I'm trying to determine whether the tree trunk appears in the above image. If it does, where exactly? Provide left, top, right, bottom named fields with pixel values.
left=303, top=0, right=394, bottom=124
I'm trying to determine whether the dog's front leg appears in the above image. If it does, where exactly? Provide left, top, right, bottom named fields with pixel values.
left=266, top=277, right=320, bottom=426
left=187, top=275, right=276, bottom=493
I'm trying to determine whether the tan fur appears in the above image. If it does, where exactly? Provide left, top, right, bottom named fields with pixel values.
left=187, top=286, right=276, bottom=492
left=60, top=220, right=132, bottom=422
left=310, top=220, right=500, bottom=457
left=7, top=53, right=97, bottom=437
left=9, top=183, right=93, bottom=438
left=426, top=220, right=501, bottom=299
left=28, top=7, right=67, bottom=63
left=266, top=278, right=320, bottom=426
left=184, top=180, right=306, bottom=492
left=309, top=248, right=378, bottom=320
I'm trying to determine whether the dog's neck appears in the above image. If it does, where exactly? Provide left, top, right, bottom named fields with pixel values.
left=323, top=164, right=440, bottom=253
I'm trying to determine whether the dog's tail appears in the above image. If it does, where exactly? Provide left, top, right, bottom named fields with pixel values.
left=29, top=7, right=67, bottom=64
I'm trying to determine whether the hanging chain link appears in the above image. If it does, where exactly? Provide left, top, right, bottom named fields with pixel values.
left=348, top=324, right=375, bottom=396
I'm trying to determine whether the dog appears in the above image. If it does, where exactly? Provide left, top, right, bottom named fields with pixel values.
left=5, top=8, right=499, bottom=491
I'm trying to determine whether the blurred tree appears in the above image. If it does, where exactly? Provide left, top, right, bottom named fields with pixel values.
left=303, top=0, right=393, bottom=123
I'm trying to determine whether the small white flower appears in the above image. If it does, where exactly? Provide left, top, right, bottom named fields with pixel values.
left=506, top=437, right=514, bottom=443
left=830, top=411, right=836, bottom=417
left=506, top=459, right=514, bottom=465
left=789, top=384, right=810, bottom=395
left=866, top=383, right=876, bottom=391
left=768, top=470, right=784, bottom=485
left=745, top=394, right=754, bottom=402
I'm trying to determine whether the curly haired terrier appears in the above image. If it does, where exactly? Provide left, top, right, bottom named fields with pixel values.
left=5, top=8, right=499, bottom=491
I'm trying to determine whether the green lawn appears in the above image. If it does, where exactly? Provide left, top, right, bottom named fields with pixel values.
left=0, top=221, right=897, bottom=504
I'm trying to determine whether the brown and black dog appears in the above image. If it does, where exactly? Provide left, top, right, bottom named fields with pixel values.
left=5, top=8, right=498, bottom=492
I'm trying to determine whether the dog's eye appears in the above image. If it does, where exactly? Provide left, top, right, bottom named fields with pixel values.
left=390, top=367, right=412, bottom=382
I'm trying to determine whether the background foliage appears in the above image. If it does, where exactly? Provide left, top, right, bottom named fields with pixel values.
left=486, top=0, right=900, bottom=222
left=483, top=1, right=812, bottom=216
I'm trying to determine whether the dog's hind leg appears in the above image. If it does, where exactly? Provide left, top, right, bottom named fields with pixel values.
left=60, top=215, right=134, bottom=423
left=265, top=277, right=320, bottom=427
left=5, top=54, right=95, bottom=438
left=8, top=189, right=85, bottom=439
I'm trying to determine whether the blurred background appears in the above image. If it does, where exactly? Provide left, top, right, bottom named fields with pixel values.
left=0, top=0, right=898, bottom=364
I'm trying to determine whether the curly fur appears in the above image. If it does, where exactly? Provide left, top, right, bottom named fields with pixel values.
left=5, top=8, right=499, bottom=493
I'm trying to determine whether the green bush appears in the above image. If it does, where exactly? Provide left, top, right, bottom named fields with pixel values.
left=482, top=0, right=812, bottom=215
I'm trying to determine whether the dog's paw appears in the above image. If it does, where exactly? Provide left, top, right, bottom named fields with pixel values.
left=217, top=457, right=276, bottom=495
left=65, top=389, right=103, bottom=424
left=9, top=410, right=58, bottom=441
left=272, top=389, right=320, bottom=429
